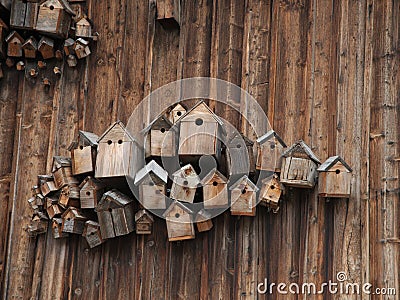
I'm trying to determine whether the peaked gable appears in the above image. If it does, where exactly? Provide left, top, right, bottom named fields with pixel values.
left=256, top=129, right=287, bottom=147
left=163, top=201, right=193, bottom=218
left=181, top=100, right=223, bottom=125
left=282, top=140, right=320, bottom=164
left=98, top=121, right=137, bottom=143
left=317, top=156, right=352, bottom=172
left=134, top=160, right=168, bottom=185
left=201, top=168, right=227, bottom=185
left=229, top=175, right=259, bottom=192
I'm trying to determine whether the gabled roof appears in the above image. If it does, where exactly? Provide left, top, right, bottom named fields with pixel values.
left=67, top=130, right=99, bottom=150
left=141, top=114, right=174, bottom=134
left=134, top=160, right=168, bottom=185
left=38, top=174, right=54, bottom=182
left=5, top=31, right=23, bottom=43
left=64, top=38, right=75, bottom=47
left=256, top=130, right=287, bottom=147
left=76, top=17, right=91, bottom=26
left=261, top=173, right=280, bottom=185
left=281, top=140, right=320, bottom=164
left=228, top=132, right=254, bottom=146
left=61, top=207, right=87, bottom=220
left=195, top=209, right=212, bottom=222
left=22, top=37, right=38, bottom=50
left=229, top=175, right=259, bottom=192
left=33, top=211, right=49, bottom=220
left=135, top=209, right=154, bottom=222
left=97, top=121, right=137, bottom=143
left=162, top=200, right=193, bottom=217
left=40, top=0, right=75, bottom=15
left=96, top=189, right=133, bottom=211
left=170, top=103, right=187, bottom=112
left=79, top=176, right=104, bottom=189
left=180, top=100, right=224, bottom=125
left=317, top=156, right=352, bottom=172
left=200, top=168, right=227, bottom=185
left=75, top=38, right=89, bottom=46
left=38, top=36, right=54, bottom=48
left=52, top=156, right=72, bottom=171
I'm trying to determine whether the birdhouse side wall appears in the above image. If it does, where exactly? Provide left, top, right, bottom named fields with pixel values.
left=85, top=232, right=103, bottom=248
left=111, top=206, right=134, bottom=236
left=10, top=1, right=38, bottom=29
left=40, top=180, right=57, bottom=196
left=72, top=145, right=95, bottom=175
left=97, top=211, right=116, bottom=239
left=62, top=219, right=84, bottom=234
left=196, top=219, right=213, bottom=232
left=53, top=166, right=78, bottom=189
left=76, top=23, right=92, bottom=38
left=280, top=157, right=318, bottom=188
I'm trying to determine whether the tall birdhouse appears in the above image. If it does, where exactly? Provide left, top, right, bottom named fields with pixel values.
left=75, top=16, right=92, bottom=38
left=95, top=189, right=135, bottom=239
left=79, top=176, right=105, bottom=209
left=35, top=0, right=75, bottom=38
left=163, top=201, right=195, bottom=241
left=46, top=196, right=64, bottom=219
left=134, top=160, right=168, bottom=209
left=156, top=0, right=180, bottom=29
left=38, top=174, right=58, bottom=196
left=28, top=212, right=48, bottom=237
left=143, top=115, right=176, bottom=157
left=22, top=36, right=38, bottom=59
left=201, top=168, right=228, bottom=209
left=0, top=19, right=8, bottom=59
left=259, top=174, right=283, bottom=212
left=227, top=133, right=255, bottom=176
left=170, top=164, right=200, bottom=203
left=74, top=38, right=90, bottom=59
left=135, top=209, right=154, bottom=235
left=10, top=0, right=38, bottom=30
left=61, top=207, right=87, bottom=234
left=38, top=36, right=54, bottom=59
left=52, top=218, right=68, bottom=239
left=52, top=156, right=79, bottom=189
left=178, top=101, right=225, bottom=158
left=68, top=130, right=99, bottom=175
left=230, top=175, right=258, bottom=216
left=317, top=156, right=352, bottom=198
left=167, top=103, right=187, bottom=124
left=256, top=130, right=287, bottom=173
left=280, top=140, right=320, bottom=188
left=195, top=209, right=213, bottom=232
left=58, top=185, right=80, bottom=208
left=83, top=221, right=104, bottom=248
left=5, top=31, right=23, bottom=57
left=95, top=121, right=142, bottom=180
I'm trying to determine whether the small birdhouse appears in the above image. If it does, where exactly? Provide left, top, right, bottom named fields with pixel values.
left=280, top=140, right=320, bottom=188
left=195, top=209, right=213, bottom=232
left=256, top=130, right=287, bottom=173
left=68, top=130, right=99, bottom=175
left=317, top=156, right=352, bottom=198
left=134, top=160, right=168, bottom=209
left=259, top=174, right=283, bottom=212
left=28, top=212, right=48, bottom=237
left=95, top=121, right=142, bottom=180
left=67, top=54, right=78, bottom=67
left=229, top=175, right=258, bottom=216
left=156, top=0, right=180, bottom=29
left=201, top=168, right=228, bottom=209
left=227, top=133, right=255, bottom=176
left=27, top=197, right=39, bottom=211
left=64, top=38, right=75, bottom=55
left=31, top=185, right=44, bottom=206
left=52, top=156, right=79, bottom=189
left=38, top=36, right=55, bottom=59
left=0, top=19, right=8, bottom=59
left=46, top=196, right=64, bottom=219
left=75, top=16, right=92, bottom=38
left=142, top=115, right=176, bottom=157
left=95, top=189, right=135, bottom=239
left=74, top=38, right=90, bottom=59
left=22, top=36, right=37, bottom=59
left=79, top=176, right=105, bottom=209
left=178, top=101, right=225, bottom=158
left=52, top=218, right=68, bottom=239
left=10, top=0, right=38, bottom=30
left=135, top=209, right=154, bottom=235
left=166, top=103, right=187, bottom=124
left=82, top=221, right=104, bottom=248
left=163, top=201, right=195, bottom=241
left=170, top=164, right=200, bottom=203
left=61, top=207, right=87, bottom=234
left=5, top=31, right=23, bottom=57
left=35, top=0, right=75, bottom=38
left=38, top=174, right=58, bottom=196
left=59, top=185, right=80, bottom=208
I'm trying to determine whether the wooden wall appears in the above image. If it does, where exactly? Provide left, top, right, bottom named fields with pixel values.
left=0, top=0, right=399, bottom=299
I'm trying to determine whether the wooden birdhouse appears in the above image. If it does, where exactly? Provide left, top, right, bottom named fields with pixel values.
left=28, top=212, right=48, bottom=237
left=38, top=36, right=54, bottom=59
left=46, top=196, right=64, bottom=219
left=178, top=101, right=225, bottom=158
left=163, top=201, right=195, bottom=241
left=68, top=130, right=99, bottom=175
left=27, top=197, right=39, bottom=211
left=201, top=168, right=228, bottom=209
left=317, top=156, right=352, bottom=198
left=61, top=207, right=87, bottom=234
left=134, top=160, right=168, bottom=209
left=280, top=140, right=320, bottom=188
left=167, top=103, right=186, bottom=124
left=22, top=36, right=37, bottom=59
left=31, top=185, right=45, bottom=207
left=5, top=31, right=23, bottom=57
left=52, top=156, right=79, bottom=189
left=52, top=218, right=68, bottom=239
left=10, top=0, right=38, bottom=30
left=58, top=185, right=80, bottom=208
left=74, top=38, right=90, bottom=59
left=79, top=176, right=104, bottom=209
left=142, top=115, right=176, bottom=157
left=67, top=54, right=78, bottom=67
left=229, top=175, right=258, bottom=216
left=82, top=221, right=104, bottom=248
left=95, top=189, right=135, bottom=239
left=35, top=0, right=75, bottom=38
left=259, top=174, right=283, bottom=212
left=156, top=0, right=180, bottom=29
left=0, top=19, right=8, bottom=59
left=170, top=164, right=200, bottom=203
left=64, top=38, right=75, bottom=55
left=38, top=174, right=58, bottom=196
left=195, top=209, right=213, bottom=232
left=135, top=209, right=154, bottom=235
left=227, top=133, right=255, bottom=176
left=256, top=130, right=287, bottom=173
left=75, top=16, right=92, bottom=38
left=95, top=121, right=142, bottom=180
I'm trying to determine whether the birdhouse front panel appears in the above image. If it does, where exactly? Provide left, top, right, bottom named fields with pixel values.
left=256, top=139, right=285, bottom=172
left=230, top=189, right=256, bottom=216
left=97, top=212, right=115, bottom=239
left=165, top=207, right=195, bottom=242
left=202, top=171, right=228, bottom=209
left=52, top=218, right=68, bottom=239
left=36, top=0, right=72, bottom=38
left=149, top=128, right=176, bottom=157
left=167, top=103, right=186, bottom=124
left=58, top=185, right=80, bottom=208
left=135, top=210, right=154, bottom=234
left=71, top=145, right=95, bottom=175
left=111, top=206, right=135, bottom=236
left=139, top=181, right=166, bottom=209
left=259, top=177, right=282, bottom=210
left=76, top=18, right=92, bottom=38
left=80, top=178, right=104, bottom=209
left=83, top=221, right=104, bottom=248
left=318, top=161, right=352, bottom=198
left=227, top=135, right=255, bottom=175
left=280, top=157, right=318, bottom=188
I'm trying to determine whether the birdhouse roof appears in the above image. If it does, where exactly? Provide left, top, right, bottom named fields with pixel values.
left=76, top=16, right=91, bottom=26
left=228, top=132, right=254, bottom=146
left=33, top=211, right=49, bottom=221
left=46, top=196, right=58, bottom=206
left=97, top=120, right=137, bottom=143
left=195, top=209, right=212, bottom=222
left=5, top=31, right=24, bottom=43
left=261, top=173, right=280, bottom=185
left=85, top=220, right=100, bottom=227
left=52, top=156, right=72, bottom=171
left=162, top=200, right=193, bottom=217
left=79, top=176, right=104, bottom=189
left=135, top=209, right=154, bottom=222
left=38, top=174, right=54, bottom=182
left=22, top=37, right=38, bottom=49
left=75, top=38, right=89, bottom=46
left=256, top=130, right=287, bottom=147
left=0, top=18, right=8, bottom=30
left=38, top=36, right=54, bottom=48
left=40, top=0, right=75, bottom=15
left=96, top=189, right=133, bottom=211
left=171, top=103, right=187, bottom=112
left=52, top=218, right=62, bottom=225
left=229, top=175, right=259, bottom=192
left=64, top=38, right=75, bottom=47
left=134, top=160, right=168, bottom=185
left=317, top=156, right=352, bottom=172
left=172, top=164, right=200, bottom=184
left=181, top=100, right=224, bottom=125
left=141, top=114, right=174, bottom=134
left=68, top=130, right=99, bottom=150
left=61, top=207, right=87, bottom=220
left=281, top=140, right=321, bottom=164
left=200, top=168, right=227, bottom=185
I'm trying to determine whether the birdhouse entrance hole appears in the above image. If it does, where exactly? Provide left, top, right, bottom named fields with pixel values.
left=118, top=140, right=122, bottom=144
left=86, top=191, right=91, bottom=196
left=177, top=111, right=182, bottom=116
left=270, top=144, right=275, bottom=149
left=195, top=118, right=203, bottom=126
left=107, top=140, right=112, bottom=145
left=335, top=169, right=341, bottom=174
left=50, top=5, right=55, bottom=10
left=79, top=145, right=84, bottom=150
left=270, top=185, right=275, bottom=190
left=108, top=208, right=112, bottom=212
left=241, top=189, right=246, bottom=194
left=236, top=144, right=242, bottom=148
left=175, top=213, right=180, bottom=218
left=160, top=128, right=166, bottom=133
left=212, top=181, right=218, bottom=186
left=183, top=180, right=188, bottom=186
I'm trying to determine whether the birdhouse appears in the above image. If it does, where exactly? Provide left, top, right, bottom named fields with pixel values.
left=10, top=0, right=38, bottom=30
left=74, top=38, right=90, bottom=59
left=227, top=133, right=255, bottom=176
left=156, top=0, right=180, bottom=29
left=27, top=197, right=39, bottom=211
left=95, top=121, right=142, bottom=180
left=35, top=0, right=75, bottom=38
left=280, top=140, right=320, bottom=188
left=229, top=175, right=258, bottom=216
left=52, top=218, right=68, bottom=239
left=22, top=36, right=38, bottom=59
left=61, top=207, right=87, bottom=234
left=163, top=201, right=195, bottom=241
left=178, top=101, right=225, bottom=158
left=170, top=164, right=200, bottom=203
left=134, top=160, right=168, bottom=209
left=135, top=209, right=154, bottom=235
left=201, top=168, right=228, bottom=209
left=317, top=156, right=352, bottom=198
left=31, top=185, right=44, bottom=206
left=64, top=38, right=75, bottom=55
left=0, top=19, right=8, bottom=59
left=67, top=54, right=78, bottom=67
left=79, top=176, right=105, bottom=209
left=142, top=115, right=176, bottom=157
left=82, top=221, right=104, bottom=248
left=256, top=130, right=287, bottom=173
left=38, top=36, right=54, bottom=59
left=5, top=31, right=23, bottom=57
left=58, top=185, right=80, bottom=208
left=28, top=212, right=48, bottom=237
left=195, top=209, right=213, bottom=232
left=52, top=156, right=79, bottom=189
left=46, top=196, right=64, bottom=219
left=68, top=130, right=99, bottom=175
left=38, top=174, right=58, bottom=196
left=95, top=189, right=135, bottom=239
left=167, top=103, right=187, bottom=124
left=75, top=16, right=92, bottom=38
left=259, top=174, right=283, bottom=212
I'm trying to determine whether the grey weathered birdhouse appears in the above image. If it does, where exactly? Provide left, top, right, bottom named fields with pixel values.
left=52, top=156, right=79, bottom=189
left=195, top=209, right=213, bottom=232
left=201, top=168, right=228, bottom=209
left=83, top=221, right=104, bottom=248
left=256, top=130, right=287, bottom=173
left=79, top=176, right=105, bottom=209
left=163, top=201, right=195, bottom=241
left=142, top=115, right=176, bottom=157
left=229, top=175, right=258, bottom=216
left=135, top=209, right=154, bottom=235
left=68, top=130, right=99, bottom=175
left=61, top=207, right=87, bottom=234
left=317, top=156, right=352, bottom=198
left=170, top=164, right=200, bottom=203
